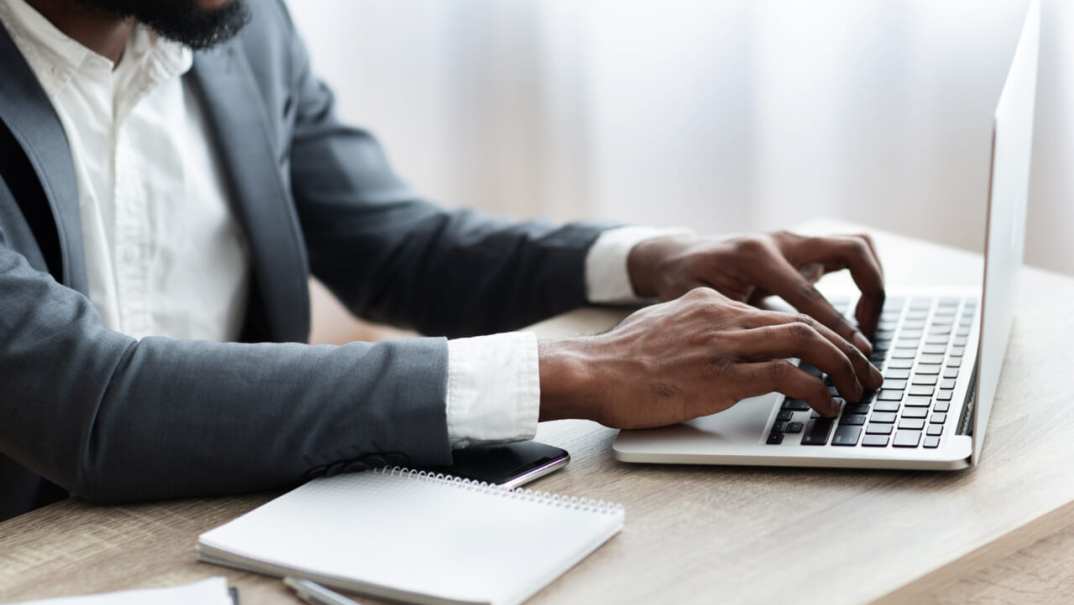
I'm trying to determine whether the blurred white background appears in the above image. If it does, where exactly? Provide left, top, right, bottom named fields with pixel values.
left=286, top=1, right=1073, bottom=338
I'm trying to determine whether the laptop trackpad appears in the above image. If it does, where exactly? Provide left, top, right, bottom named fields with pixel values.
left=615, top=393, right=779, bottom=457
left=682, top=394, right=777, bottom=442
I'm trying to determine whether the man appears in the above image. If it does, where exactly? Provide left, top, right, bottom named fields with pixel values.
left=0, top=0, right=885, bottom=521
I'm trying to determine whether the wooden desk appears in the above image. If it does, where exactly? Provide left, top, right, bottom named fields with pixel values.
left=2, top=221, right=1072, bottom=605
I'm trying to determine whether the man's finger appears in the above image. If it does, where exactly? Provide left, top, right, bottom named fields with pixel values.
left=757, top=255, right=874, bottom=355
left=738, top=310, right=883, bottom=393
left=728, top=360, right=840, bottom=417
left=798, top=235, right=886, bottom=337
left=722, top=323, right=864, bottom=402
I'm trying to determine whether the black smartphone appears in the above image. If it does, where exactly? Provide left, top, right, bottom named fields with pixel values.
left=424, top=441, right=570, bottom=489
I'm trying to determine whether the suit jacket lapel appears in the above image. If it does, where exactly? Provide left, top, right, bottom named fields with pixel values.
left=0, top=25, right=86, bottom=292
left=188, top=44, right=311, bottom=343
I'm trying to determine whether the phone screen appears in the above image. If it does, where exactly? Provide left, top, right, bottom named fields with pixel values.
left=424, top=441, right=570, bottom=489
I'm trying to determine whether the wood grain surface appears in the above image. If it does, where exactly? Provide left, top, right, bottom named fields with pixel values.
left=1, top=221, right=1072, bottom=605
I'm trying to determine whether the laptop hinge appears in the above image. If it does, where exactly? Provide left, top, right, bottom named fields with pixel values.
left=956, top=368, right=979, bottom=436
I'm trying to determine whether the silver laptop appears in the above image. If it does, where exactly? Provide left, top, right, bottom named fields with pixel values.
left=613, top=1, right=1039, bottom=471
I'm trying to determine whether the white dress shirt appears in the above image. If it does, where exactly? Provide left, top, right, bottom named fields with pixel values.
left=0, top=0, right=685, bottom=449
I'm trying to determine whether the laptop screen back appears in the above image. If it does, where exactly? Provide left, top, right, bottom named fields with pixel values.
left=973, top=0, right=1039, bottom=465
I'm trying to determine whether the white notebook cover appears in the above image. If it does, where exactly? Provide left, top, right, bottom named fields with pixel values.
left=197, top=468, right=624, bottom=605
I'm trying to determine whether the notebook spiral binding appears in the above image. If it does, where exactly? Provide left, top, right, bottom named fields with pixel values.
left=375, top=466, right=624, bottom=516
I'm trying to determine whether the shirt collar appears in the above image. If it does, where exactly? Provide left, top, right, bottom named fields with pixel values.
left=0, top=0, right=192, bottom=89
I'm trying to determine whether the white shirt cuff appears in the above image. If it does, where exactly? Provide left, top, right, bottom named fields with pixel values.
left=584, top=226, right=695, bottom=303
left=446, top=332, right=540, bottom=449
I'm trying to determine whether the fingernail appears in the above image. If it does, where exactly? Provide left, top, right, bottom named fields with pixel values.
left=869, top=365, right=884, bottom=388
left=853, top=331, right=873, bottom=354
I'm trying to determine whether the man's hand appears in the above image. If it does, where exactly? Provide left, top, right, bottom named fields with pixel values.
left=538, top=288, right=884, bottom=428
left=627, top=231, right=885, bottom=351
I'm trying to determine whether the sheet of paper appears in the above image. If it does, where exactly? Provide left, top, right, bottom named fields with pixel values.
left=4, top=577, right=232, bottom=605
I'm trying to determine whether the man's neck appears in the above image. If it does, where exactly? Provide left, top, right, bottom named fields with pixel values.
left=25, top=0, right=134, bottom=64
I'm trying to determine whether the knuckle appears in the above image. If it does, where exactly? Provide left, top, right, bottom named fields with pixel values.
left=840, top=357, right=856, bottom=379
left=847, top=238, right=870, bottom=257
left=768, top=360, right=794, bottom=383
left=794, top=313, right=817, bottom=328
left=684, top=286, right=716, bottom=301
left=785, top=322, right=816, bottom=345
left=735, top=236, right=769, bottom=257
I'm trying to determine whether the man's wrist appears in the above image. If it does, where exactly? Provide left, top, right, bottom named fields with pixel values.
left=627, top=233, right=698, bottom=299
left=537, top=339, right=596, bottom=423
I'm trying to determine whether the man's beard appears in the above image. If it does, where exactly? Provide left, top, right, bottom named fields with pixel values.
left=76, top=0, right=250, bottom=50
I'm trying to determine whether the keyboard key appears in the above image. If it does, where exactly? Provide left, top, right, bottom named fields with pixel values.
left=933, top=401, right=951, bottom=413
left=801, top=418, right=835, bottom=445
left=873, top=401, right=901, bottom=413
left=915, top=365, right=941, bottom=375
left=903, top=396, right=931, bottom=407
left=784, top=421, right=804, bottom=434
left=925, top=336, right=949, bottom=345
left=901, top=330, right=923, bottom=339
left=832, top=426, right=862, bottom=446
left=927, top=425, right=943, bottom=436
left=839, top=414, right=867, bottom=426
left=863, top=434, right=890, bottom=447
left=767, top=431, right=784, bottom=444
left=891, top=349, right=917, bottom=359
left=882, top=379, right=907, bottom=391
left=888, top=359, right=913, bottom=369
left=777, top=410, right=794, bottom=422
left=870, top=412, right=897, bottom=423
left=911, top=375, right=938, bottom=385
left=921, top=345, right=946, bottom=355
left=846, top=403, right=871, bottom=415
left=940, top=379, right=957, bottom=390
left=936, top=390, right=954, bottom=401
left=783, top=399, right=810, bottom=411
left=953, top=337, right=968, bottom=346
left=923, top=436, right=941, bottom=448
left=878, top=390, right=904, bottom=401
left=943, top=367, right=959, bottom=379
left=946, top=358, right=963, bottom=368
left=901, top=408, right=929, bottom=419
left=918, top=355, right=945, bottom=365
left=884, top=369, right=910, bottom=380
left=899, top=418, right=925, bottom=430
left=930, top=412, right=947, bottom=424
left=950, top=346, right=966, bottom=357
left=866, top=423, right=893, bottom=435
left=893, top=431, right=922, bottom=447
left=909, top=385, right=935, bottom=396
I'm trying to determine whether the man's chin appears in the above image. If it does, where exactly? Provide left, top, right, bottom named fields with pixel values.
left=77, top=0, right=251, bottom=50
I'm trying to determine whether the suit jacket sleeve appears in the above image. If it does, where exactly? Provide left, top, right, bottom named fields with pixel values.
left=279, top=4, right=614, bottom=338
left=0, top=222, right=453, bottom=505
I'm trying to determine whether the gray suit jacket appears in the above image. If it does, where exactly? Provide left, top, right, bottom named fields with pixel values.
left=0, top=0, right=609, bottom=520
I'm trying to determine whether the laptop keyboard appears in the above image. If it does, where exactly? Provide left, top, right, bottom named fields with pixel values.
left=766, top=296, right=977, bottom=449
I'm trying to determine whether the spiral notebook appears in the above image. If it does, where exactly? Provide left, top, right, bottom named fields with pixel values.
left=197, top=468, right=624, bottom=605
